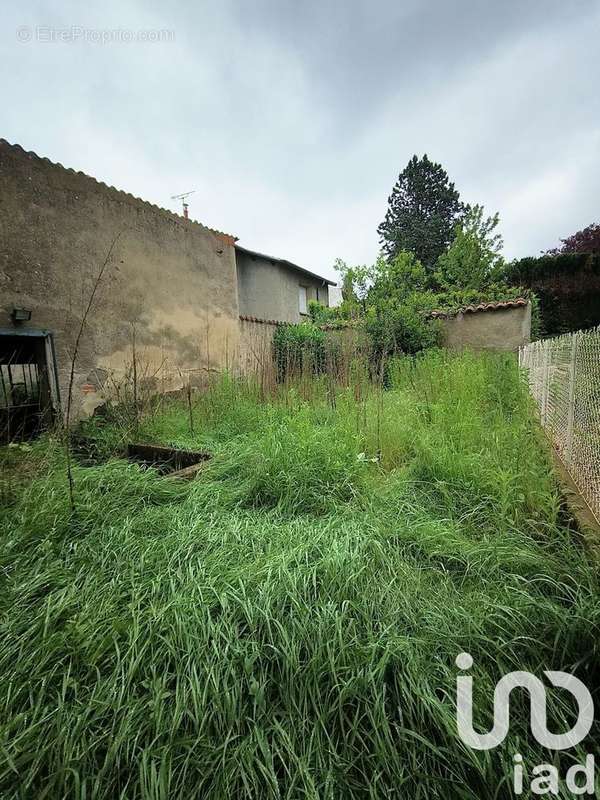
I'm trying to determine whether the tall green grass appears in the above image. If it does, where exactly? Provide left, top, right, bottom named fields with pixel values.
left=1, top=351, right=599, bottom=798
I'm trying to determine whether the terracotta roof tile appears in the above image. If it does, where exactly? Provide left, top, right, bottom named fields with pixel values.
left=429, top=298, right=529, bottom=319
left=239, top=314, right=283, bottom=325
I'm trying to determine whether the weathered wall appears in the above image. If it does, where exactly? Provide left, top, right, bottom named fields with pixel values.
left=237, top=318, right=369, bottom=381
left=238, top=316, right=280, bottom=377
left=236, top=249, right=328, bottom=323
left=438, top=303, right=532, bottom=351
left=0, top=140, right=240, bottom=418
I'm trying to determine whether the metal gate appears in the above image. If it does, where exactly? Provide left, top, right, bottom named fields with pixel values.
left=0, top=330, right=60, bottom=443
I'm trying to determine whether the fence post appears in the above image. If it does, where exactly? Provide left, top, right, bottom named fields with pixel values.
left=565, top=332, right=579, bottom=466
left=541, top=344, right=550, bottom=425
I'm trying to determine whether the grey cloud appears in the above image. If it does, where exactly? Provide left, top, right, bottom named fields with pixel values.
left=2, top=0, right=599, bottom=278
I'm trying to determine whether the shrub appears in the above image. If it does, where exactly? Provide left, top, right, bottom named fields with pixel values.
left=501, top=253, right=600, bottom=335
left=273, top=322, right=326, bottom=380
left=307, top=299, right=339, bottom=326
left=365, top=299, right=441, bottom=357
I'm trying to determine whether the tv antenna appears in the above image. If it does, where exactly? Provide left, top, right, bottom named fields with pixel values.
left=171, top=190, right=195, bottom=219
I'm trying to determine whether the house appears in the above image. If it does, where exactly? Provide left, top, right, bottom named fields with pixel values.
left=236, top=246, right=333, bottom=324
left=0, top=139, right=332, bottom=433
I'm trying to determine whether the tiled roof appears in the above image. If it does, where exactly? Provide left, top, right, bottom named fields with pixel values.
left=0, top=138, right=237, bottom=245
left=429, top=298, right=529, bottom=319
left=239, top=315, right=284, bottom=325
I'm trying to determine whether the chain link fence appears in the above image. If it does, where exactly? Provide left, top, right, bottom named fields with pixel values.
left=519, top=327, right=600, bottom=524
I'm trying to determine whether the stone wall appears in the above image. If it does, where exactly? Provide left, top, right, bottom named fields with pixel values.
left=0, top=139, right=240, bottom=418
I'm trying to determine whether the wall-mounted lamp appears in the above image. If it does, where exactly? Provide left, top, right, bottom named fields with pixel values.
left=11, top=307, right=32, bottom=323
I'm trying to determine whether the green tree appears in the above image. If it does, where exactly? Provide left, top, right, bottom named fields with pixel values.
left=365, top=300, right=440, bottom=357
left=334, top=258, right=373, bottom=317
left=332, top=252, right=440, bottom=355
left=368, top=251, right=429, bottom=305
left=434, top=204, right=504, bottom=290
left=366, top=252, right=440, bottom=356
left=378, top=155, right=464, bottom=268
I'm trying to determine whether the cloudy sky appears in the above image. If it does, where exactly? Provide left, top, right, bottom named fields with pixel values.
left=3, top=0, right=599, bottom=281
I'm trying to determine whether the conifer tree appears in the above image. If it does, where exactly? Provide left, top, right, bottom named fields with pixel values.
left=378, top=155, right=464, bottom=268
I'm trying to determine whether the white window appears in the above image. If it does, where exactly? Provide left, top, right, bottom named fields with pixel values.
left=298, top=285, right=308, bottom=315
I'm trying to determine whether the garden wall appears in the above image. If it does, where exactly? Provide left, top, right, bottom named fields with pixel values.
left=238, top=315, right=280, bottom=376
left=237, top=303, right=530, bottom=380
left=0, top=139, right=240, bottom=419
left=237, top=317, right=368, bottom=380
left=320, top=324, right=369, bottom=362
left=433, top=300, right=531, bottom=352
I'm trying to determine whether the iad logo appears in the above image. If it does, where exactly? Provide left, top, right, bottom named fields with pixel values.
left=455, top=653, right=596, bottom=795
left=455, top=652, right=593, bottom=750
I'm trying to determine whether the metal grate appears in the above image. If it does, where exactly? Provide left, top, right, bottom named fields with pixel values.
left=0, top=362, right=42, bottom=410
left=0, top=336, right=51, bottom=443
left=519, top=327, right=600, bottom=523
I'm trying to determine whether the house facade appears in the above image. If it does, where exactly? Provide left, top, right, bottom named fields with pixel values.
left=236, top=246, right=332, bottom=324
left=0, top=139, right=331, bottom=430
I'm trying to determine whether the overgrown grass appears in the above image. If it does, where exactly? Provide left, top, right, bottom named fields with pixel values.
left=1, top=351, right=599, bottom=798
